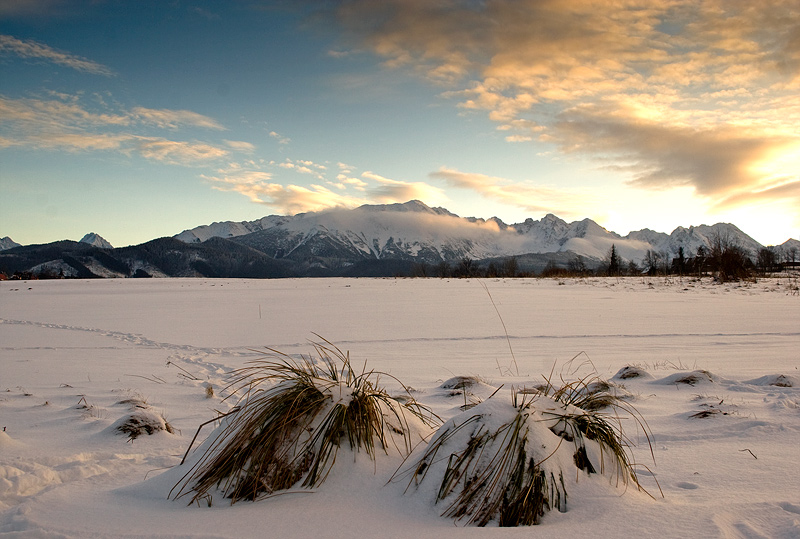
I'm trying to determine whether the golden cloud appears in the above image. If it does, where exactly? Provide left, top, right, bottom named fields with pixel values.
left=205, top=162, right=452, bottom=214
left=0, top=93, right=231, bottom=166
left=334, top=0, right=800, bottom=210
left=131, top=107, right=225, bottom=130
left=430, top=166, right=601, bottom=219
left=361, top=171, right=448, bottom=205
left=133, top=138, right=229, bottom=165
left=209, top=171, right=367, bottom=213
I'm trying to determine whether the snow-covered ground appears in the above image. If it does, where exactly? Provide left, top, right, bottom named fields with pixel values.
left=1, top=276, right=798, bottom=538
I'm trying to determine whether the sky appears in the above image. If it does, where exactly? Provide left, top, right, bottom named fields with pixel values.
left=1, top=0, right=799, bottom=248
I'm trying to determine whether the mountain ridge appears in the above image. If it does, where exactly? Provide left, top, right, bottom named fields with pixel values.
left=2, top=201, right=797, bottom=279
left=175, top=200, right=772, bottom=265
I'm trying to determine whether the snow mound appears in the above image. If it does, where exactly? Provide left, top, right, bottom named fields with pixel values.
left=0, top=431, right=24, bottom=449
left=657, top=370, right=716, bottom=386
left=439, top=375, right=494, bottom=392
left=396, top=391, right=647, bottom=526
left=612, top=365, right=653, bottom=380
left=744, top=374, right=797, bottom=387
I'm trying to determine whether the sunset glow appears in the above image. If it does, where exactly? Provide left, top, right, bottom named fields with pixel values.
left=1, top=1, right=798, bottom=246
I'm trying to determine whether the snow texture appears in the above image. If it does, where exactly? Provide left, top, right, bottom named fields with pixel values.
left=1, top=276, right=799, bottom=537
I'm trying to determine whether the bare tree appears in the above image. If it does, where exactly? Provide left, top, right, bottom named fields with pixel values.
left=568, top=255, right=587, bottom=276
left=756, top=247, right=777, bottom=274
left=708, top=232, right=753, bottom=282
left=643, top=250, right=661, bottom=275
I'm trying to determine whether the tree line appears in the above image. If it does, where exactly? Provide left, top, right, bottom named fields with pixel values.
left=410, top=232, right=798, bottom=282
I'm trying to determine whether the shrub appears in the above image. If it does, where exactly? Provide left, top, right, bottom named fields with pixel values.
left=397, top=377, right=653, bottom=527
left=171, top=340, right=438, bottom=505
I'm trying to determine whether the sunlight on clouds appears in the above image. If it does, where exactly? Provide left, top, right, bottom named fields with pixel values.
left=26, top=132, right=132, bottom=151
left=361, top=171, right=448, bottom=205
left=336, top=174, right=368, bottom=191
left=133, top=138, right=228, bottom=165
left=430, top=166, right=599, bottom=220
left=0, top=93, right=231, bottom=166
left=277, top=158, right=327, bottom=180
left=0, top=95, right=128, bottom=127
left=131, top=107, right=225, bottom=130
left=207, top=164, right=367, bottom=213
left=551, top=107, right=800, bottom=198
left=335, top=0, right=800, bottom=219
left=205, top=163, right=449, bottom=215
left=224, top=140, right=256, bottom=152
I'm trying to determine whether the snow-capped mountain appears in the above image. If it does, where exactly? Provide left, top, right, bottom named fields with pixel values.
left=80, top=233, right=113, bottom=249
left=627, top=224, right=763, bottom=261
left=174, top=200, right=764, bottom=265
left=173, top=216, right=293, bottom=243
left=774, top=239, right=800, bottom=262
left=0, top=236, right=21, bottom=251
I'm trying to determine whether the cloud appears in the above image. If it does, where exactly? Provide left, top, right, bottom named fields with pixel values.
left=0, top=95, right=128, bottom=127
left=277, top=158, right=328, bottom=180
left=0, top=93, right=230, bottom=165
left=205, top=161, right=452, bottom=215
left=714, top=179, right=800, bottom=210
left=361, top=171, right=447, bottom=204
left=204, top=164, right=367, bottom=213
left=224, top=140, right=256, bottom=152
left=131, top=107, right=225, bottom=130
left=430, top=166, right=600, bottom=219
left=0, top=34, right=114, bottom=76
left=337, top=174, right=368, bottom=190
left=551, top=105, right=800, bottom=199
left=269, top=130, right=291, bottom=144
left=133, top=138, right=229, bottom=165
left=333, top=1, right=800, bottom=210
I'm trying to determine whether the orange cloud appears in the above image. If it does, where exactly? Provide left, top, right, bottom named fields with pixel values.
left=361, top=171, right=447, bottom=204
left=207, top=167, right=367, bottom=213
left=334, top=0, right=800, bottom=211
left=430, top=166, right=600, bottom=219
left=0, top=94, right=231, bottom=166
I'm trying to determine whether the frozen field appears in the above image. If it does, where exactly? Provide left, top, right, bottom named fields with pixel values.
left=1, top=276, right=799, bottom=538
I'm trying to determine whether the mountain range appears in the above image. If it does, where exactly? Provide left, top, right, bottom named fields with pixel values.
left=1, top=201, right=798, bottom=278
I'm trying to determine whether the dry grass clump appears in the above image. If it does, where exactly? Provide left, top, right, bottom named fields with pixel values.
left=397, top=374, right=654, bottom=527
left=440, top=376, right=485, bottom=391
left=171, top=339, right=438, bottom=505
left=664, top=370, right=715, bottom=386
left=114, top=408, right=175, bottom=440
left=613, top=365, right=653, bottom=380
left=745, top=374, right=796, bottom=388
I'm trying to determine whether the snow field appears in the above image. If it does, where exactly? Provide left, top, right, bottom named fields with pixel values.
left=1, top=276, right=798, bottom=538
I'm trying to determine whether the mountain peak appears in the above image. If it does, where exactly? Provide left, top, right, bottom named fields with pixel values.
left=80, top=233, right=113, bottom=249
left=0, top=236, right=21, bottom=251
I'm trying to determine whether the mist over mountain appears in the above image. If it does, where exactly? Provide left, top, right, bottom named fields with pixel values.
left=176, top=200, right=770, bottom=266
left=2, top=201, right=796, bottom=279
